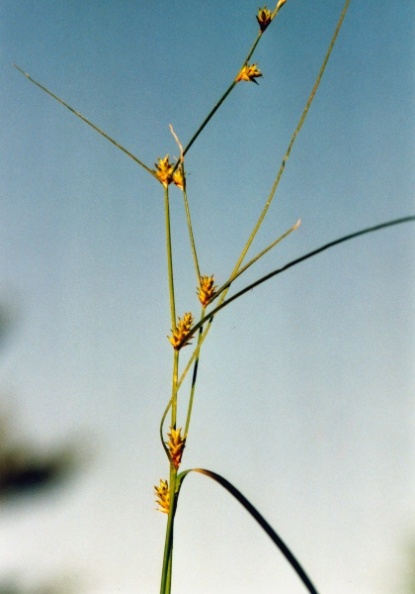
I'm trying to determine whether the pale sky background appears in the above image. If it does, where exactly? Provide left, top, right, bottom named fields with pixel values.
left=0, top=1, right=414, bottom=593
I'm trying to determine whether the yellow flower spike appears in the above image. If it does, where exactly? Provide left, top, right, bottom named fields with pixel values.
left=235, top=63, right=263, bottom=85
left=197, top=275, right=217, bottom=307
left=154, top=155, right=174, bottom=187
left=257, top=7, right=273, bottom=31
left=168, top=312, right=194, bottom=349
left=166, top=427, right=186, bottom=469
left=154, top=479, right=170, bottom=514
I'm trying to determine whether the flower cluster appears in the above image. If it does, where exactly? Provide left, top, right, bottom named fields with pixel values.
left=168, top=312, right=194, bottom=349
left=197, top=275, right=217, bottom=307
left=256, top=7, right=273, bottom=32
left=235, top=63, right=262, bottom=84
left=172, top=167, right=185, bottom=190
left=154, top=479, right=170, bottom=514
left=166, top=427, right=186, bottom=469
left=154, top=155, right=185, bottom=189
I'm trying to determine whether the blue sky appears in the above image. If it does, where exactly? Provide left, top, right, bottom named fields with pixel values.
left=0, top=1, right=414, bottom=593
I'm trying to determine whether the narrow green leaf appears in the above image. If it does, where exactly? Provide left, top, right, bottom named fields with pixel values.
left=14, top=64, right=156, bottom=179
left=178, top=468, right=320, bottom=594
left=182, top=215, right=415, bottom=347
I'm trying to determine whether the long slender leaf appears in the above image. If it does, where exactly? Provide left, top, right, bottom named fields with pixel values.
left=182, top=215, right=415, bottom=346
left=178, top=468, right=320, bottom=594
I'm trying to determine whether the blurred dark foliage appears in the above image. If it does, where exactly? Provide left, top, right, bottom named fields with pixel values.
left=0, top=440, right=76, bottom=499
left=0, top=415, right=78, bottom=501
left=0, top=305, right=82, bottom=593
left=0, top=416, right=81, bottom=593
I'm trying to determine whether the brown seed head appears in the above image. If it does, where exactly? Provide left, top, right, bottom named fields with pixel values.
left=256, top=7, right=273, bottom=31
left=166, top=427, right=186, bottom=469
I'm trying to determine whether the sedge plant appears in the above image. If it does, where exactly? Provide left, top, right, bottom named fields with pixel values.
left=14, top=1, right=415, bottom=592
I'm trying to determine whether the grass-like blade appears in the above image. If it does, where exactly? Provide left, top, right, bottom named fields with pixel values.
left=14, top=64, right=156, bottom=179
left=178, top=468, right=320, bottom=594
left=183, top=215, right=415, bottom=346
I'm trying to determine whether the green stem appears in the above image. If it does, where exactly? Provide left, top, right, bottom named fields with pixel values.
left=181, top=82, right=237, bottom=160
left=182, top=174, right=201, bottom=281
left=160, top=396, right=173, bottom=462
left=213, top=219, right=300, bottom=301
left=160, top=467, right=177, bottom=594
left=171, top=350, right=179, bottom=429
left=184, top=310, right=205, bottom=437
left=244, top=31, right=263, bottom=66
left=13, top=64, right=156, bottom=179
left=160, top=348, right=179, bottom=593
left=177, top=317, right=213, bottom=392
left=164, top=187, right=176, bottom=330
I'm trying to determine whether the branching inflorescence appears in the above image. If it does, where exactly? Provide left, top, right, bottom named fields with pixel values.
left=15, top=0, right=415, bottom=592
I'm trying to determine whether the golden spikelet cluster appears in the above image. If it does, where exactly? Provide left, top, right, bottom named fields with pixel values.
left=197, top=275, right=217, bottom=307
left=256, top=7, right=273, bottom=31
left=154, top=155, right=172, bottom=187
left=154, top=155, right=185, bottom=189
left=166, top=427, right=186, bottom=469
left=172, top=168, right=185, bottom=190
left=154, top=479, right=170, bottom=514
left=168, top=312, right=194, bottom=349
left=236, top=63, right=262, bottom=84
